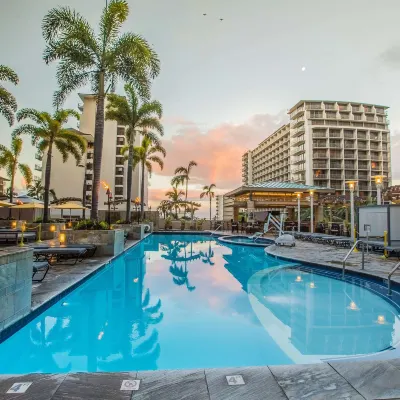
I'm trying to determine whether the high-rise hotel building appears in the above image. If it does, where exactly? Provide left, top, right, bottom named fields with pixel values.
left=242, top=100, right=391, bottom=197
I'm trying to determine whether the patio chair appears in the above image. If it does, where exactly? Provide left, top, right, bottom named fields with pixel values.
left=31, top=244, right=97, bottom=258
left=32, top=261, right=50, bottom=282
left=33, top=247, right=88, bottom=265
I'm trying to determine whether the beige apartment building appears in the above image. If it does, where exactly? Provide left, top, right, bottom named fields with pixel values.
left=242, top=100, right=391, bottom=198
left=40, top=94, right=146, bottom=211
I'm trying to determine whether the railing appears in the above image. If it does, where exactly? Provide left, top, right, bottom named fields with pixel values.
left=210, top=224, right=222, bottom=236
left=388, top=261, right=400, bottom=295
left=342, top=240, right=365, bottom=278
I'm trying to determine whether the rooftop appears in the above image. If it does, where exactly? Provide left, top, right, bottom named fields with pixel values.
left=288, top=100, right=389, bottom=113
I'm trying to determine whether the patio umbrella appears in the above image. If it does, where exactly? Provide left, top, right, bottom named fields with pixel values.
left=52, top=202, right=88, bottom=221
left=11, top=202, right=45, bottom=220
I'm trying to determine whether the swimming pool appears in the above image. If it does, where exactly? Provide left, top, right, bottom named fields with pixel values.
left=0, top=233, right=398, bottom=373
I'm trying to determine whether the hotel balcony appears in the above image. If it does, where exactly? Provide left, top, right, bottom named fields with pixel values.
left=34, top=164, right=42, bottom=172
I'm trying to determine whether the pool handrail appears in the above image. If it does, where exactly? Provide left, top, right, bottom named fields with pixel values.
left=388, top=261, right=400, bottom=295
left=210, top=224, right=222, bottom=236
left=342, top=240, right=365, bottom=279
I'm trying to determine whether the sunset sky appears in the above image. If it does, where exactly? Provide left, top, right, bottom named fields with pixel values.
left=2, top=0, right=400, bottom=216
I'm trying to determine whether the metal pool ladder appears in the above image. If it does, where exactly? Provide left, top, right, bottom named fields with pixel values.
left=342, top=240, right=365, bottom=279
left=388, top=261, right=400, bottom=295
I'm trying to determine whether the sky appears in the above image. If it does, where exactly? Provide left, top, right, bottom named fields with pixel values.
left=2, top=0, right=400, bottom=216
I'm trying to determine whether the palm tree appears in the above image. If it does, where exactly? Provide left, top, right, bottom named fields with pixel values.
left=157, top=200, right=171, bottom=219
left=0, top=137, right=32, bottom=204
left=127, top=136, right=165, bottom=220
left=200, top=184, right=216, bottom=226
left=165, top=186, right=184, bottom=219
left=0, top=65, right=19, bottom=126
left=173, top=161, right=197, bottom=215
left=42, top=0, right=160, bottom=220
left=27, top=181, right=57, bottom=201
left=106, top=83, right=163, bottom=222
left=200, top=242, right=215, bottom=266
left=14, top=108, right=86, bottom=222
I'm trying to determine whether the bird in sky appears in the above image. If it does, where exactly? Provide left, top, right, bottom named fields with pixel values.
left=203, top=13, right=207, bottom=16
left=220, top=18, right=224, bottom=21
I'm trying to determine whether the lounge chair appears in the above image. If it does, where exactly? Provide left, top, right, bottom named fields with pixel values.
left=32, top=244, right=97, bottom=257
left=32, top=261, right=50, bottom=282
left=33, top=247, right=88, bottom=265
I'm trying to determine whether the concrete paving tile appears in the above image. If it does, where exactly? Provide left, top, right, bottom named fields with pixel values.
left=52, top=372, right=136, bottom=400
left=133, top=369, right=209, bottom=400
left=0, top=373, right=65, bottom=400
left=270, top=363, right=365, bottom=400
left=205, top=366, right=286, bottom=400
left=330, top=360, right=400, bottom=400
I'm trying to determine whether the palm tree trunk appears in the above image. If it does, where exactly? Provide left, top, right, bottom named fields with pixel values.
left=209, top=197, right=212, bottom=227
left=184, top=179, right=188, bottom=216
left=90, top=71, right=105, bottom=221
left=43, top=142, right=53, bottom=223
left=140, top=159, right=145, bottom=221
left=126, top=141, right=134, bottom=222
left=9, top=163, right=15, bottom=204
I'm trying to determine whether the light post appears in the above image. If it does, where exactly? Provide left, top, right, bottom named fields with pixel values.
left=106, top=187, right=112, bottom=228
left=346, top=180, right=357, bottom=241
left=373, top=175, right=385, bottom=206
left=295, top=192, right=302, bottom=233
left=135, top=197, right=140, bottom=223
left=309, top=190, right=314, bottom=233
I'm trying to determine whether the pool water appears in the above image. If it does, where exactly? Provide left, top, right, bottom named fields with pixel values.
left=0, top=234, right=398, bottom=373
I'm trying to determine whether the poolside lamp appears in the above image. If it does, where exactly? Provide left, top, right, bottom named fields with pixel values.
left=309, top=282, right=316, bottom=289
left=309, top=190, right=314, bottom=233
left=59, top=232, right=66, bottom=245
left=372, top=175, right=385, bottom=206
left=11, top=220, right=17, bottom=229
left=345, top=181, right=357, bottom=241
left=49, top=225, right=56, bottom=232
left=294, top=192, right=302, bottom=233
left=295, top=275, right=302, bottom=282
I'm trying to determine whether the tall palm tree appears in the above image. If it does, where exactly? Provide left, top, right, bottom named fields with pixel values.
left=0, top=137, right=32, bottom=204
left=165, top=186, right=184, bottom=219
left=106, top=83, right=163, bottom=222
left=157, top=200, right=171, bottom=219
left=200, top=184, right=216, bottom=226
left=42, top=0, right=160, bottom=220
left=14, top=108, right=86, bottom=222
left=0, top=65, right=19, bottom=126
left=173, top=161, right=197, bottom=215
left=126, top=136, right=165, bottom=220
left=27, top=181, right=57, bottom=201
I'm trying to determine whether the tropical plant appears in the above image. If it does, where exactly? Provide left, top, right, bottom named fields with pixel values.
left=173, top=161, right=198, bottom=215
left=106, top=83, right=163, bottom=222
left=157, top=200, right=171, bottom=219
left=165, top=186, right=184, bottom=219
left=0, top=65, right=19, bottom=126
left=74, top=219, right=109, bottom=230
left=187, top=201, right=201, bottom=220
left=42, top=0, right=160, bottom=220
left=27, top=180, right=57, bottom=201
left=0, top=137, right=32, bottom=204
left=200, top=183, right=216, bottom=225
left=127, top=136, right=165, bottom=220
left=200, top=242, right=215, bottom=266
left=14, top=108, right=86, bottom=222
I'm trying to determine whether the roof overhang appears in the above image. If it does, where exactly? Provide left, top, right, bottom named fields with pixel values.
left=225, top=182, right=333, bottom=198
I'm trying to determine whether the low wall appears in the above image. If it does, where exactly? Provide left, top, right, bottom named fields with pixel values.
left=61, top=229, right=125, bottom=256
left=26, top=222, right=67, bottom=240
left=0, top=247, right=33, bottom=332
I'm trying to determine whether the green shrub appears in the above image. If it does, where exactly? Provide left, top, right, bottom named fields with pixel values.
left=74, top=219, right=109, bottom=230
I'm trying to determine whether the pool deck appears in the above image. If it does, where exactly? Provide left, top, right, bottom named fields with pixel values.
left=1, top=233, right=400, bottom=399
left=1, top=361, right=400, bottom=399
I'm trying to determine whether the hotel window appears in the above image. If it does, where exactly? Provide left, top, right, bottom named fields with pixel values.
left=326, top=112, right=336, bottom=119
left=117, top=127, right=125, bottom=136
left=115, top=187, right=123, bottom=196
left=310, top=111, right=323, bottom=118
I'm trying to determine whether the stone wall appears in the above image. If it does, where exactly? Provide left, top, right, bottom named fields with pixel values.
left=0, top=247, right=33, bottom=331
left=61, top=229, right=125, bottom=256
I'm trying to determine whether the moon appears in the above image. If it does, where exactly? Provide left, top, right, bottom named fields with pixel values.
left=301, top=66, right=306, bottom=72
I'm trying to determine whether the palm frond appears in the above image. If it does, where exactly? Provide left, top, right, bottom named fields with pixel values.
left=99, top=0, right=129, bottom=46
left=11, top=136, right=22, bottom=156
left=0, top=65, right=19, bottom=85
left=18, top=164, right=33, bottom=186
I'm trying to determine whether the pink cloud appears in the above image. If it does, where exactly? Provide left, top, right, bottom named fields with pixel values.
left=158, top=111, right=288, bottom=191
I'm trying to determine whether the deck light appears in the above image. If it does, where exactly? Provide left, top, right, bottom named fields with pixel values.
left=309, top=282, right=316, bottom=289
left=11, top=221, right=17, bottom=228
left=376, top=315, right=386, bottom=325
left=50, top=225, right=56, bottom=232
left=372, top=175, right=385, bottom=205
left=295, top=275, right=302, bottom=282
left=345, top=181, right=357, bottom=241
left=59, top=232, right=66, bottom=245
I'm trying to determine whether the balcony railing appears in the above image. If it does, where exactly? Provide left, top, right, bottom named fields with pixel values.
left=34, top=164, right=42, bottom=172
left=314, top=174, right=327, bottom=179
left=313, top=152, right=327, bottom=158
left=313, top=162, right=327, bottom=168
left=312, top=132, right=327, bottom=138
left=331, top=174, right=343, bottom=179
left=35, top=153, right=42, bottom=161
left=330, top=163, right=342, bottom=169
